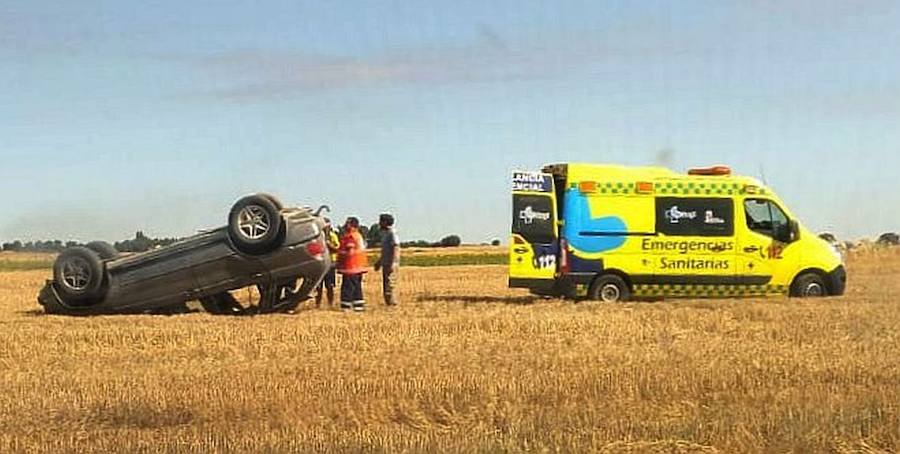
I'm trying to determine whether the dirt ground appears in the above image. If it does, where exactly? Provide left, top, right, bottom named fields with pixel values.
left=1, top=249, right=898, bottom=452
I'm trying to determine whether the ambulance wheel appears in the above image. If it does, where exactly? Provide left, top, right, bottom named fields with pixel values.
left=588, top=274, right=630, bottom=302
left=791, top=272, right=827, bottom=297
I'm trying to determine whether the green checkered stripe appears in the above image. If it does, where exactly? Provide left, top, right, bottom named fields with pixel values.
left=571, top=180, right=768, bottom=196
left=633, top=284, right=788, bottom=297
left=570, top=181, right=638, bottom=195
left=654, top=181, right=768, bottom=196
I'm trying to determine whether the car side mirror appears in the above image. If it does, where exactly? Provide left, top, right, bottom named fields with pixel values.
left=788, top=219, right=800, bottom=243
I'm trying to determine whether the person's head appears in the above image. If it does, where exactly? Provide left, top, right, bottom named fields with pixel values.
left=379, top=213, right=395, bottom=230
left=344, top=217, right=360, bottom=230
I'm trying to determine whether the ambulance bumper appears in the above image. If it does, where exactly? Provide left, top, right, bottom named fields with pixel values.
left=510, top=274, right=592, bottom=298
left=826, top=265, right=847, bottom=296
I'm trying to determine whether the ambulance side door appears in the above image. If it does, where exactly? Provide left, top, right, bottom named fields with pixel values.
left=652, top=197, right=737, bottom=286
left=736, top=198, right=795, bottom=294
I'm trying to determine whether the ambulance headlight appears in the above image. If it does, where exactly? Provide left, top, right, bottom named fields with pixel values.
left=830, top=244, right=844, bottom=262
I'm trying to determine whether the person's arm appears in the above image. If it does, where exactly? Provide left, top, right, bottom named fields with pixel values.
left=391, top=233, right=400, bottom=266
left=337, top=235, right=352, bottom=258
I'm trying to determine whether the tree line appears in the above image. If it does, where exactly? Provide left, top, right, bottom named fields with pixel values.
left=2, top=229, right=475, bottom=253
left=355, top=223, right=463, bottom=248
left=1, top=231, right=181, bottom=253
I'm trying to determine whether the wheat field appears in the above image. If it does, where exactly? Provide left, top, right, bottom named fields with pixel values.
left=1, top=249, right=898, bottom=452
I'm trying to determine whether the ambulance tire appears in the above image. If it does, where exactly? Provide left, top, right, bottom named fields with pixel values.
left=791, top=272, right=827, bottom=297
left=588, top=274, right=631, bottom=303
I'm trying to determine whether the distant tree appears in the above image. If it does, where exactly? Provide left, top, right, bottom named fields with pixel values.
left=114, top=231, right=177, bottom=252
left=491, top=239, right=501, bottom=246
left=439, top=235, right=462, bottom=247
left=401, top=240, right=432, bottom=248
left=365, top=223, right=383, bottom=248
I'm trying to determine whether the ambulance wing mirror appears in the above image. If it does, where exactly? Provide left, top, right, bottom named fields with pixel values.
left=788, top=219, right=800, bottom=243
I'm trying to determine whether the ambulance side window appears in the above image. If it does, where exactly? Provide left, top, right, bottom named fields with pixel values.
left=655, top=197, right=734, bottom=237
left=744, top=199, right=789, bottom=241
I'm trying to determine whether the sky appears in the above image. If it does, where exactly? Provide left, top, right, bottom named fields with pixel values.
left=2, top=0, right=899, bottom=244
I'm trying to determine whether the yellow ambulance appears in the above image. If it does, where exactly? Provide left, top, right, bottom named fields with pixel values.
left=509, top=163, right=846, bottom=301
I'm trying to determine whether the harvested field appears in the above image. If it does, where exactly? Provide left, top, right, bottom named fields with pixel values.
left=0, top=249, right=898, bottom=452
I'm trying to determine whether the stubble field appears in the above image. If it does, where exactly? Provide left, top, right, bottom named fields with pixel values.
left=1, top=249, right=899, bottom=452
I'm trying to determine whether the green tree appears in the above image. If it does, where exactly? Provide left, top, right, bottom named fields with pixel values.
left=439, top=235, right=462, bottom=247
left=366, top=223, right=383, bottom=248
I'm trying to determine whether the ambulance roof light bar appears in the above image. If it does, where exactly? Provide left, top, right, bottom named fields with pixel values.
left=687, top=165, right=732, bottom=176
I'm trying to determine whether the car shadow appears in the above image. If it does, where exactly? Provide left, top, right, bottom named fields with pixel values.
left=19, top=309, right=46, bottom=317
left=415, top=294, right=545, bottom=305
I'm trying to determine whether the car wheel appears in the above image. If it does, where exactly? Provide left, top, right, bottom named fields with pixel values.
left=588, top=274, right=630, bottom=302
left=53, top=246, right=107, bottom=301
left=85, top=241, right=119, bottom=260
left=791, top=272, right=827, bottom=297
left=255, top=193, right=284, bottom=211
left=228, top=194, right=285, bottom=255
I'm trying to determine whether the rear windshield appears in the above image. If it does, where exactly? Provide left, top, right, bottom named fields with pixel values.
left=512, top=194, right=555, bottom=244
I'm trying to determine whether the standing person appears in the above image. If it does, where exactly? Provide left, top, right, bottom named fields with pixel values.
left=315, top=218, right=340, bottom=308
left=337, top=217, right=368, bottom=312
left=374, top=213, right=400, bottom=306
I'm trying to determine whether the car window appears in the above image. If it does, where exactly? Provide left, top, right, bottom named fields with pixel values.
left=655, top=197, right=734, bottom=237
left=744, top=199, right=788, bottom=239
left=512, top=194, right=556, bottom=244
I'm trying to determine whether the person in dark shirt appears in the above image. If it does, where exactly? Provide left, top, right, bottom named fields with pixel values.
left=374, top=213, right=399, bottom=306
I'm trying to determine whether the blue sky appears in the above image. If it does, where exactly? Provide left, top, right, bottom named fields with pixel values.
left=2, top=0, right=899, bottom=243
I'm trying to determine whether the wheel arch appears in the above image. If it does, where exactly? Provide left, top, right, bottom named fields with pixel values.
left=590, top=268, right=634, bottom=292
left=789, top=267, right=829, bottom=296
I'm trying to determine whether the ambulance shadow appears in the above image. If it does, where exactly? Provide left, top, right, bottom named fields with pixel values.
left=415, top=295, right=543, bottom=305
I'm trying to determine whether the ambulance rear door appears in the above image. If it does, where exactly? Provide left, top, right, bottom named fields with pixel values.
left=509, top=171, right=559, bottom=286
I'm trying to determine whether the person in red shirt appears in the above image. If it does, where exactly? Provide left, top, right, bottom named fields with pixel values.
left=337, top=217, right=368, bottom=312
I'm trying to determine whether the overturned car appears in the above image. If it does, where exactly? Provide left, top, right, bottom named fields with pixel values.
left=38, top=194, right=331, bottom=315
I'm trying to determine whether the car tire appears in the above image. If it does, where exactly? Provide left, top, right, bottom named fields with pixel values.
left=53, top=246, right=107, bottom=301
left=588, top=274, right=630, bottom=302
left=255, top=193, right=284, bottom=211
left=85, top=241, right=119, bottom=260
left=228, top=194, right=285, bottom=255
left=791, top=272, right=827, bottom=297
